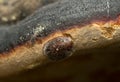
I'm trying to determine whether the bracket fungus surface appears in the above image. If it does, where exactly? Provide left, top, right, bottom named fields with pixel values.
left=0, top=0, right=120, bottom=82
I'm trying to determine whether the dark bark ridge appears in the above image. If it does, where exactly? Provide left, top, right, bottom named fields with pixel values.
left=0, top=0, right=119, bottom=54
